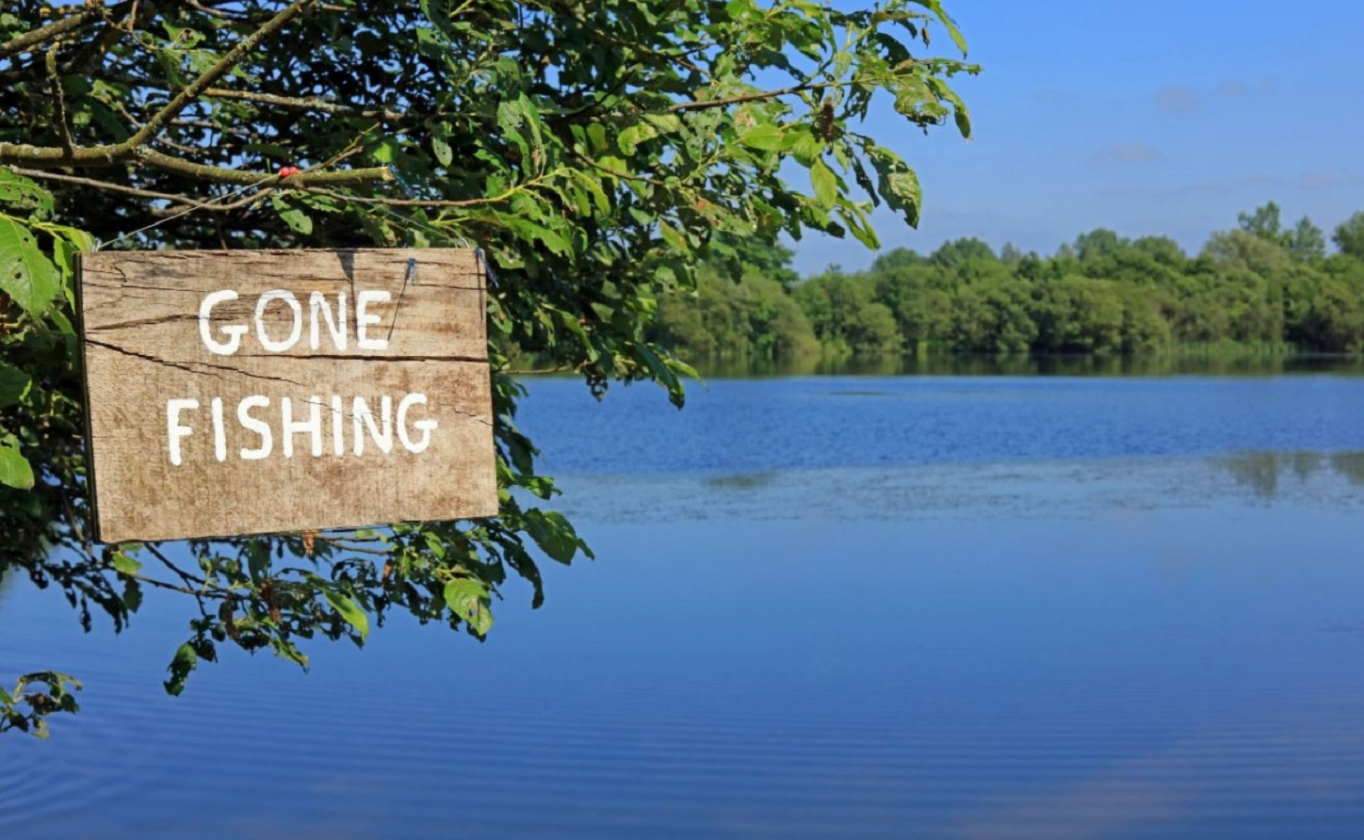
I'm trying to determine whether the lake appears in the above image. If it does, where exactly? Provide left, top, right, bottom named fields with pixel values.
left=5, top=372, right=1364, bottom=837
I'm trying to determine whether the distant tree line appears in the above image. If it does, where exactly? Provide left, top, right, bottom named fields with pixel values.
left=649, top=204, right=1364, bottom=361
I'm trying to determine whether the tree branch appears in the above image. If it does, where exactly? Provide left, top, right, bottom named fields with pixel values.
left=669, top=81, right=837, bottom=113
left=7, top=166, right=270, bottom=210
left=141, top=149, right=394, bottom=186
left=126, top=0, right=318, bottom=148
left=0, top=146, right=394, bottom=186
left=0, top=0, right=331, bottom=179
left=199, top=87, right=410, bottom=121
left=0, top=3, right=106, bottom=59
left=45, top=47, right=75, bottom=157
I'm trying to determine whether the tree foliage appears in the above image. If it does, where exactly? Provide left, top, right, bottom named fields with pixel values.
left=655, top=205, right=1364, bottom=362
left=0, top=0, right=976, bottom=735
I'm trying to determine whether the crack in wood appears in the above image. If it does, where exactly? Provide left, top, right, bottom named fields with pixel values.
left=84, top=342, right=493, bottom=427
left=84, top=338, right=309, bottom=389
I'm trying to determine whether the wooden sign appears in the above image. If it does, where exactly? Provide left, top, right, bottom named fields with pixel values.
left=76, top=248, right=498, bottom=543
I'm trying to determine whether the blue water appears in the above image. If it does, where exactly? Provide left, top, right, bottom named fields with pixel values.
left=524, top=376, right=1364, bottom=474
left=5, top=375, right=1364, bottom=837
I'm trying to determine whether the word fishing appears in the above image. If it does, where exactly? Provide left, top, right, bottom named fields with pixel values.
left=165, top=288, right=437, bottom=465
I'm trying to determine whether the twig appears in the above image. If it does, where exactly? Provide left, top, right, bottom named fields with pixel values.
left=305, top=168, right=567, bottom=208
left=304, top=188, right=504, bottom=208
left=315, top=536, right=393, bottom=557
left=9, top=165, right=256, bottom=207
left=502, top=366, right=576, bottom=375
left=669, top=80, right=839, bottom=113
left=44, top=46, right=75, bottom=157
left=199, top=87, right=410, bottom=121
left=575, top=153, right=668, bottom=187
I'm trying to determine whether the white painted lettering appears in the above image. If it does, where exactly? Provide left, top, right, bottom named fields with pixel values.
left=309, top=291, right=348, bottom=351
left=356, top=290, right=391, bottom=350
left=238, top=395, right=273, bottom=460
left=330, top=395, right=345, bottom=457
left=255, top=290, right=303, bottom=352
left=352, top=396, right=393, bottom=455
left=282, top=397, right=324, bottom=458
left=397, top=393, right=438, bottom=453
left=210, top=397, right=227, bottom=463
left=199, top=290, right=248, bottom=356
left=166, top=399, right=199, bottom=466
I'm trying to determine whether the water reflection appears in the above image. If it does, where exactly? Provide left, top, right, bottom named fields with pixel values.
left=553, top=452, right=1364, bottom=525
left=702, top=471, right=778, bottom=489
left=1221, top=451, right=1364, bottom=498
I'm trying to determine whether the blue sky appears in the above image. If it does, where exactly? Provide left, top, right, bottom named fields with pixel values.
left=790, top=0, right=1364, bottom=274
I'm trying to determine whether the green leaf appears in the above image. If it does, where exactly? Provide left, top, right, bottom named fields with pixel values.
left=444, top=578, right=493, bottom=636
left=736, top=124, right=786, bottom=151
left=658, top=222, right=688, bottom=252
left=420, top=0, right=454, bottom=41
left=810, top=157, right=838, bottom=209
left=867, top=145, right=923, bottom=227
left=122, top=577, right=143, bottom=612
left=524, top=509, right=582, bottom=563
left=618, top=121, right=659, bottom=155
left=644, top=113, right=683, bottom=134
left=162, top=22, right=205, bottom=49
left=323, top=590, right=369, bottom=641
left=246, top=539, right=271, bottom=583
left=111, top=552, right=142, bottom=576
left=0, top=362, right=31, bottom=408
left=585, top=123, right=608, bottom=153
left=431, top=121, right=454, bottom=167
left=39, top=223, right=95, bottom=253
left=0, top=170, right=53, bottom=213
left=0, top=215, right=60, bottom=315
left=788, top=131, right=825, bottom=167
left=164, top=642, right=198, bottom=696
left=925, top=77, right=972, bottom=139
left=270, top=195, right=313, bottom=235
left=0, top=436, right=33, bottom=490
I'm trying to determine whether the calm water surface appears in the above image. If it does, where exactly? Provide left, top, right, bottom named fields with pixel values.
left=4, top=374, right=1364, bottom=837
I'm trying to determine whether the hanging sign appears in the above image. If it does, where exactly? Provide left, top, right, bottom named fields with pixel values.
left=76, top=248, right=497, bottom=543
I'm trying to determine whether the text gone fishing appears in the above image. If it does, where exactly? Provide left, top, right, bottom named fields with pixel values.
left=161, top=288, right=439, bottom=465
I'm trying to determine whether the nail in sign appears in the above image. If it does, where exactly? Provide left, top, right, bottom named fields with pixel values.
left=77, top=249, right=497, bottom=543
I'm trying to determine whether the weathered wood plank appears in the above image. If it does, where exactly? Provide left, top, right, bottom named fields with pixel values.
left=78, top=248, right=497, bottom=543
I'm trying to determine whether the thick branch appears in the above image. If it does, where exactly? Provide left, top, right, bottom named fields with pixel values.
left=0, top=147, right=393, bottom=186
left=141, top=149, right=394, bottom=186
left=0, top=4, right=105, bottom=59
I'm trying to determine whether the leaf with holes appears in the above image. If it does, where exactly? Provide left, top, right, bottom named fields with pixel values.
left=444, top=578, right=493, bottom=636
left=0, top=170, right=53, bottom=214
left=0, top=215, right=60, bottom=315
